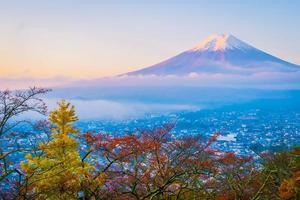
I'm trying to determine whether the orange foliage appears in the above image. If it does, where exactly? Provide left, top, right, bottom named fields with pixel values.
left=278, top=179, right=296, bottom=199
left=216, top=191, right=236, bottom=200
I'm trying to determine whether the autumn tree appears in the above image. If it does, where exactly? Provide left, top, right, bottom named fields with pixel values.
left=213, top=152, right=260, bottom=200
left=0, top=87, right=50, bottom=198
left=264, top=147, right=300, bottom=200
left=83, top=124, right=220, bottom=199
left=5, top=96, right=298, bottom=200
left=213, top=146, right=300, bottom=200
left=20, top=100, right=92, bottom=199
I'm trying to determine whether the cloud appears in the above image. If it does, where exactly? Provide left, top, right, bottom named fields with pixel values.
left=2, top=71, right=300, bottom=90
left=21, top=98, right=199, bottom=120
left=72, top=71, right=300, bottom=89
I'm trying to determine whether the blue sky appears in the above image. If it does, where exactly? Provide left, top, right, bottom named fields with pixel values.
left=0, top=0, right=299, bottom=80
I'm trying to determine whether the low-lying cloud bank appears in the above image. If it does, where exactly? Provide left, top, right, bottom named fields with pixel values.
left=69, top=71, right=300, bottom=90
left=21, top=98, right=199, bottom=120
left=7, top=71, right=300, bottom=120
left=2, top=71, right=300, bottom=90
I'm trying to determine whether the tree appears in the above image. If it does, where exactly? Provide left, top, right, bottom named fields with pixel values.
left=8, top=97, right=299, bottom=199
left=0, top=87, right=49, bottom=137
left=20, top=100, right=92, bottom=199
left=266, top=147, right=300, bottom=200
left=83, top=124, right=220, bottom=199
left=0, top=87, right=50, bottom=198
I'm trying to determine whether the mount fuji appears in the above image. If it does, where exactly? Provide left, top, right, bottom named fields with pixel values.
left=47, top=34, right=300, bottom=117
left=126, top=34, right=299, bottom=76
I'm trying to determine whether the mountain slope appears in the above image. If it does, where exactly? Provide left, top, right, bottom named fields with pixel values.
left=127, top=34, right=299, bottom=76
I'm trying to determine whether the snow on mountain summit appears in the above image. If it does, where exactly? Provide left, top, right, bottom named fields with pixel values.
left=126, top=33, right=300, bottom=76
left=190, top=34, right=252, bottom=52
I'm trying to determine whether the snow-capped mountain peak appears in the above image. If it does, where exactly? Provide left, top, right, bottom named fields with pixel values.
left=190, top=33, right=252, bottom=52
left=125, top=33, right=300, bottom=76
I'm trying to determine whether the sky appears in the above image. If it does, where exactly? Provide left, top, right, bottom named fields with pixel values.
left=0, top=0, right=299, bottom=83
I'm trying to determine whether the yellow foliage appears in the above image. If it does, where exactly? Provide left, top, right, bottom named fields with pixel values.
left=21, top=100, right=93, bottom=199
left=49, top=100, right=79, bottom=136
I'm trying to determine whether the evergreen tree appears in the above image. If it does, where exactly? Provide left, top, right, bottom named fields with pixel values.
left=21, top=100, right=92, bottom=199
